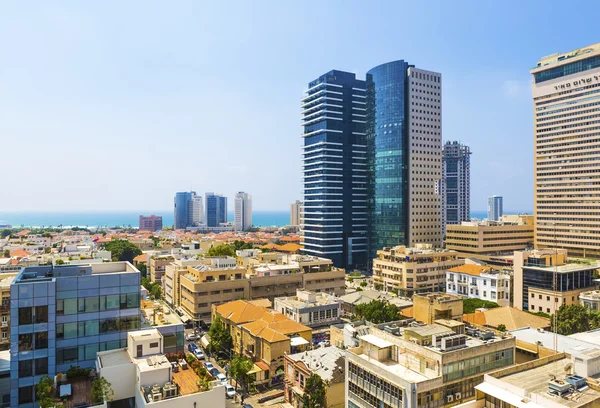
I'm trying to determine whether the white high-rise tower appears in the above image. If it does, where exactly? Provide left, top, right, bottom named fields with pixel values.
left=234, top=192, right=252, bottom=231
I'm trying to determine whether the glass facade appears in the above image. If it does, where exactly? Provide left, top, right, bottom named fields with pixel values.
left=441, top=141, right=471, bottom=231
left=301, top=70, right=368, bottom=269
left=522, top=268, right=594, bottom=310
left=534, top=55, right=600, bottom=83
left=206, top=193, right=227, bottom=227
left=174, top=191, right=193, bottom=229
left=366, top=61, right=410, bottom=256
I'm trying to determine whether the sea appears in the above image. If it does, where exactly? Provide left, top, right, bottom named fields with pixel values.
left=0, top=209, right=530, bottom=229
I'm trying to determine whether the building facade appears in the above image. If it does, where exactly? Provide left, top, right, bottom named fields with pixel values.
left=205, top=192, right=227, bottom=227
left=139, top=215, right=163, bottom=232
left=301, top=70, right=368, bottom=270
left=274, top=289, right=343, bottom=328
left=440, top=141, right=471, bottom=233
left=372, top=245, right=463, bottom=297
left=10, top=262, right=141, bottom=407
left=174, top=191, right=202, bottom=229
left=446, top=264, right=511, bottom=307
left=532, top=43, right=600, bottom=258
left=190, top=195, right=204, bottom=226
left=290, top=200, right=303, bottom=227
left=487, top=195, right=502, bottom=221
left=234, top=191, right=252, bottom=231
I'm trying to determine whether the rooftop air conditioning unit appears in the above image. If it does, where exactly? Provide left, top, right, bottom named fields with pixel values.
left=152, top=392, right=162, bottom=402
left=455, top=392, right=462, bottom=400
left=447, top=395, right=454, bottom=403
left=146, top=394, right=153, bottom=403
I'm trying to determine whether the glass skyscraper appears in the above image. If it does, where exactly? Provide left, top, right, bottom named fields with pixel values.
left=441, top=141, right=471, bottom=232
left=174, top=191, right=193, bottom=229
left=205, top=192, right=227, bottom=227
left=301, top=70, right=368, bottom=269
left=488, top=195, right=503, bottom=221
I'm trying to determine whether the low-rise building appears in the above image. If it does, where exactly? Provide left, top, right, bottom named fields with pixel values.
left=513, top=249, right=599, bottom=314
left=579, top=290, right=600, bottom=311
left=373, top=244, right=464, bottom=297
left=274, top=289, right=343, bottom=328
left=97, top=328, right=225, bottom=408
left=149, top=255, right=174, bottom=284
left=338, top=290, right=413, bottom=316
left=446, top=264, right=511, bottom=307
left=284, top=346, right=345, bottom=408
left=0, top=274, right=15, bottom=351
left=413, top=292, right=463, bottom=324
left=346, top=320, right=516, bottom=407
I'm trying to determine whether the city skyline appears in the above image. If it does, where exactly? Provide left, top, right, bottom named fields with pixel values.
left=0, top=2, right=595, bottom=212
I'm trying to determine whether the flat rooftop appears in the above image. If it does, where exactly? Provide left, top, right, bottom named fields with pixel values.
left=98, top=348, right=131, bottom=368
left=510, top=328, right=600, bottom=357
left=355, top=352, right=435, bottom=383
left=15, top=262, right=139, bottom=283
left=523, top=263, right=599, bottom=273
left=495, top=358, right=600, bottom=407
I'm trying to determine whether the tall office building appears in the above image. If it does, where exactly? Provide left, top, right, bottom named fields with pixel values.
left=532, top=43, right=600, bottom=257
left=173, top=191, right=201, bottom=229
left=301, top=70, right=368, bottom=269
left=205, top=192, right=227, bottom=227
left=441, top=141, right=471, bottom=232
left=487, top=195, right=503, bottom=221
left=189, top=195, right=204, bottom=226
left=290, top=200, right=303, bottom=226
left=10, top=263, right=141, bottom=407
left=234, top=191, right=252, bottom=231
left=367, top=61, right=442, bottom=256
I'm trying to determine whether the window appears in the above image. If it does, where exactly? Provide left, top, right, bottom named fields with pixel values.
left=19, top=386, right=33, bottom=404
left=539, top=295, right=542, bottom=300
left=56, top=347, right=78, bottom=364
left=539, top=306, right=542, bottom=312
left=34, top=305, right=48, bottom=324
left=18, top=333, right=33, bottom=352
left=547, top=296, right=550, bottom=301
left=19, top=360, right=33, bottom=377
left=19, top=307, right=33, bottom=325
left=531, top=293, right=535, bottom=298
left=85, top=297, right=100, bottom=313
left=547, top=308, right=551, bottom=314
left=35, top=332, right=48, bottom=349
left=150, top=342, right=159, bottom=348
left=35, top=358, right=48, bottom=375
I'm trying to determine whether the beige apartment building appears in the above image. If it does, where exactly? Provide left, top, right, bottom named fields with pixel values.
left=372, top=244, right=463, bottom=297
left=0, top=274, right=15, bottom=350
left=413, top=292, right=463, bottom=325
left=149, top=255, right=174, bottom=284
left=445, top=214, right=533, bottom=257
left=532, top=42, right=600, bottom=258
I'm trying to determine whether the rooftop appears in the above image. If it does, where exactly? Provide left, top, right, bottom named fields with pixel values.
left=510, top=327, right=600, bottom=357
left=355, top=351, right=434, bottom=382
left=523, top=263, right=599, bottom=273
left=464, top=307, right=550, bottom=331
left=448, top=264, right=498, bottom=277
left=406, top=324, right=453, bottom=337
left=15, top=262, right=139, bottom=284
left=98, top=348, right=131, bottom=368
left=287, top=346, right=345, bottom=383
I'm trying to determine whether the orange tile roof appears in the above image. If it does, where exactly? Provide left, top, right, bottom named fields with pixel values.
left=463, top=307, right=550, bottom=331
left=9, top=249, right=30, bottom=258
left=215, top=300, right=270, bottom=324
left=277, top=243, right=301, bottom=253
left=281, top=236, right=301, bottom=242
left=448, top=264, right=492, bottom=277
left=133, top=254, right=147, bottom=263
left=255, top=361, right=270, bottom=371
left=400, top=307, right=413, bottom=318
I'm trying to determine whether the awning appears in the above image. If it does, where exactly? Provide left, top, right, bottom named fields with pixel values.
left=475, top=382, right=545, bottom=408
left=290, top=336, right=309, bottom=347
left=358, top=334, right=393, bottom=349
left=248, top=363, right=265, bottom=375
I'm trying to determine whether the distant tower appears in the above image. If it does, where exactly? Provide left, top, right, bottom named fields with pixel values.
left=205, top=192, right=227, bottom=227
left=234, top=192, right=252, bottom=231
left=290, top=200, right=303, bottom=227
left=488, top=195, right=503, bottom=221
left=441, top=141, right=471, bottom=233
left=189, top=194, right=204, bottom=226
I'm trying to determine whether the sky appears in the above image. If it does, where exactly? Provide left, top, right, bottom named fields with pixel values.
left=0, top=1, right=595, bottom=212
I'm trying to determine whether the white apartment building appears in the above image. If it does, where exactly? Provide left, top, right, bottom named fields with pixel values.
left=190, top=195, right=204, bottom=226
left=234, top=191, right=252, bottom=231
left=274, top=289, right=343, bottom=328
left=290, top=200, right=303, bottom=227
left=446, top=264, right=511, bottom=307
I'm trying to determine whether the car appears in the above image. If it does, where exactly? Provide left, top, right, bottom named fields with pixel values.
left=216, top=373, right=227, bottom=384
left=225, top=384, right=236, bottom=399
left=193, top=348, right=205, bottom=359
left=187, top=343, right=198, bottom=352
left=204, top=362, right=214, bottom=371
left=242, top=405, right=253, bottom=408
left=210, top=368, right=220, bottom=377
left=185, top=333, right=198, bottom=341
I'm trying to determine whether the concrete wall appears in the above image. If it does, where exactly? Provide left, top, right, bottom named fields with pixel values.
left=99, top=362, right=137, bottom=401
left=135, top=382, right=225, bottom=408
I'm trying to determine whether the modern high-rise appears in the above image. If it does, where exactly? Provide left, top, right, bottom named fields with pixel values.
left=532, top=43, right=600, bottom=257
left=441, top=141, right=471, bottom=233
left=301, top=70, right=368, bottom=269
left=487, top=195, right=503, bottom=221
left=290, top=200, right=303, bottom=227
left=367, top=61, right=442, bottom=256
left=234, top=191, right=252, bottom=231
left=174, top=191, right=202, bottom=229
left=10, top=262, right=141, bottom=407
left=138, top=214, right=163, bottom=232
left=205, top=192, right=227, bottom=227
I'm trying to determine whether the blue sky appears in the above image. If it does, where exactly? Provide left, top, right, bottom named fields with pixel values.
left=0, top=1, right=594, bottom=212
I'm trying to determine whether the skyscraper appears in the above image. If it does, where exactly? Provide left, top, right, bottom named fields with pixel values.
left=189, top=195, right=204, bottom=226
left=290, top=200, right=303, bottom=227
left=234, top=191, right=252, bottom=231
left=174, top=191, right=195, bottom=229
left=205, top=192, right=227, bottom=227
left=441, top=141, right=471, bottom=232
left=301, top=70, right=368, bottom=269
left=532, top=43, right=600, bottom=257
left=367, top=61, right=442, bottom=256
left=488, top=195, right=503, bottom=221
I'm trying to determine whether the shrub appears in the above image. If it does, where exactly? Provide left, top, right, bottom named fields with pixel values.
left=66, top=365, right=92, bottom=380
left=186, top=353, right=197, bottom=364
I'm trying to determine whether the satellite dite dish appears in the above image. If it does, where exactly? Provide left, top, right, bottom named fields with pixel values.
left=564, top=362, right=574, bottom=375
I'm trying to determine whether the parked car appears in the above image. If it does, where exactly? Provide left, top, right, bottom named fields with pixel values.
left=216, top=373, right=227, bottom=384
left=210, top=368, right=220, bottom=378
left=185, top=333, right=198, bottom=341
left=204, top=362, right=214, bottom=371
left=193, top=348, right=205, bottom=359
left=187, top=343, right=198, bottom=352
left=242, top=405, right=253, bottom=408
left=225, top=384, right=236, bottom=399
left=178, top=359, right=188, bottom=369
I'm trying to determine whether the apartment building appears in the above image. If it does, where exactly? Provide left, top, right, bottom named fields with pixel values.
left=446, top=264, right=511, bottom=307
left=514, top=249, right=599, bottom=314
left=580, top=290, right=600, bottom=311
left=372, top=244, right=463, bottom=297
left=213, top=300, right=312, bottom=386
left=234, top=191, right=252, bottom=231
left=274, top=289, right=343, bottom=328
left=284, top=346, right=345, bottom=408
left=445, top=214, right=534, bottom=257
left=487, top=196, right=503, bottom=221
left=532, top=42, right=600, bottom=258
left=0, top=275, right=14, bottom=351
left=139, top=215, right=163, bottom=232
left=97, top=329, right=225, bottom=408
left=290, top=200, right=303, bottom=227
left=412, top=293, right=464, bottom=325
left=346, top=320, right=515, bottom=408
left=10, top=262, right=141, bottom=408
left=149, top=255, right=174, bottom=284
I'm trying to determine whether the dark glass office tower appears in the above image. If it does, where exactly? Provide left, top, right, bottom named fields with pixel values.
left=174, top=191, right=193, bottom=229
left=301, top=70, right=368, bottom=269
left=366, top=61, right=410, bottom=255
left=206, top=192, right=227, bottom=227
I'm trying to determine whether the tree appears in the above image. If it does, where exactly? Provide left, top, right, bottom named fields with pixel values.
left=374, top=283, right=383, bottom=291
left=2, top=250, right=9, bottom=258
left=497, top=324, right=507, bottom=332
left=462, top=298, right=500, bottom=314
left=552, top=304, right=592, bottom=335
left=230, top=354, right=254, bottom=391
left=150, top=284, right=162, bottom=300
left=301, top=374, right=326, bottom=408
left=55, top=259, right=65, bottom=265
left=0, top=229, right=11, bottom=238
left=36, top=375, right=57, bottom=408
left=206, top=244, right=235, bottom=257
left=232, top=240, right=254, bottom=251
left=354, top=300, right=401, bottom=323
left=359, top=281, right=368, bottom=288
left=103, top=240, right=142, bottom=263
left=208, top=315, right=232, bottom=354
left=91, top=376, right=114, bottom=404
left=137, top=263, right=147, bottom=277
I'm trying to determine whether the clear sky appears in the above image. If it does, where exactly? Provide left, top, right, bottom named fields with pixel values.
left=0, top=1, right=595, bottom=212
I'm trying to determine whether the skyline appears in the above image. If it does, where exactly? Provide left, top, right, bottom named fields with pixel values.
left=0, top=1, right=595, bottom=211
